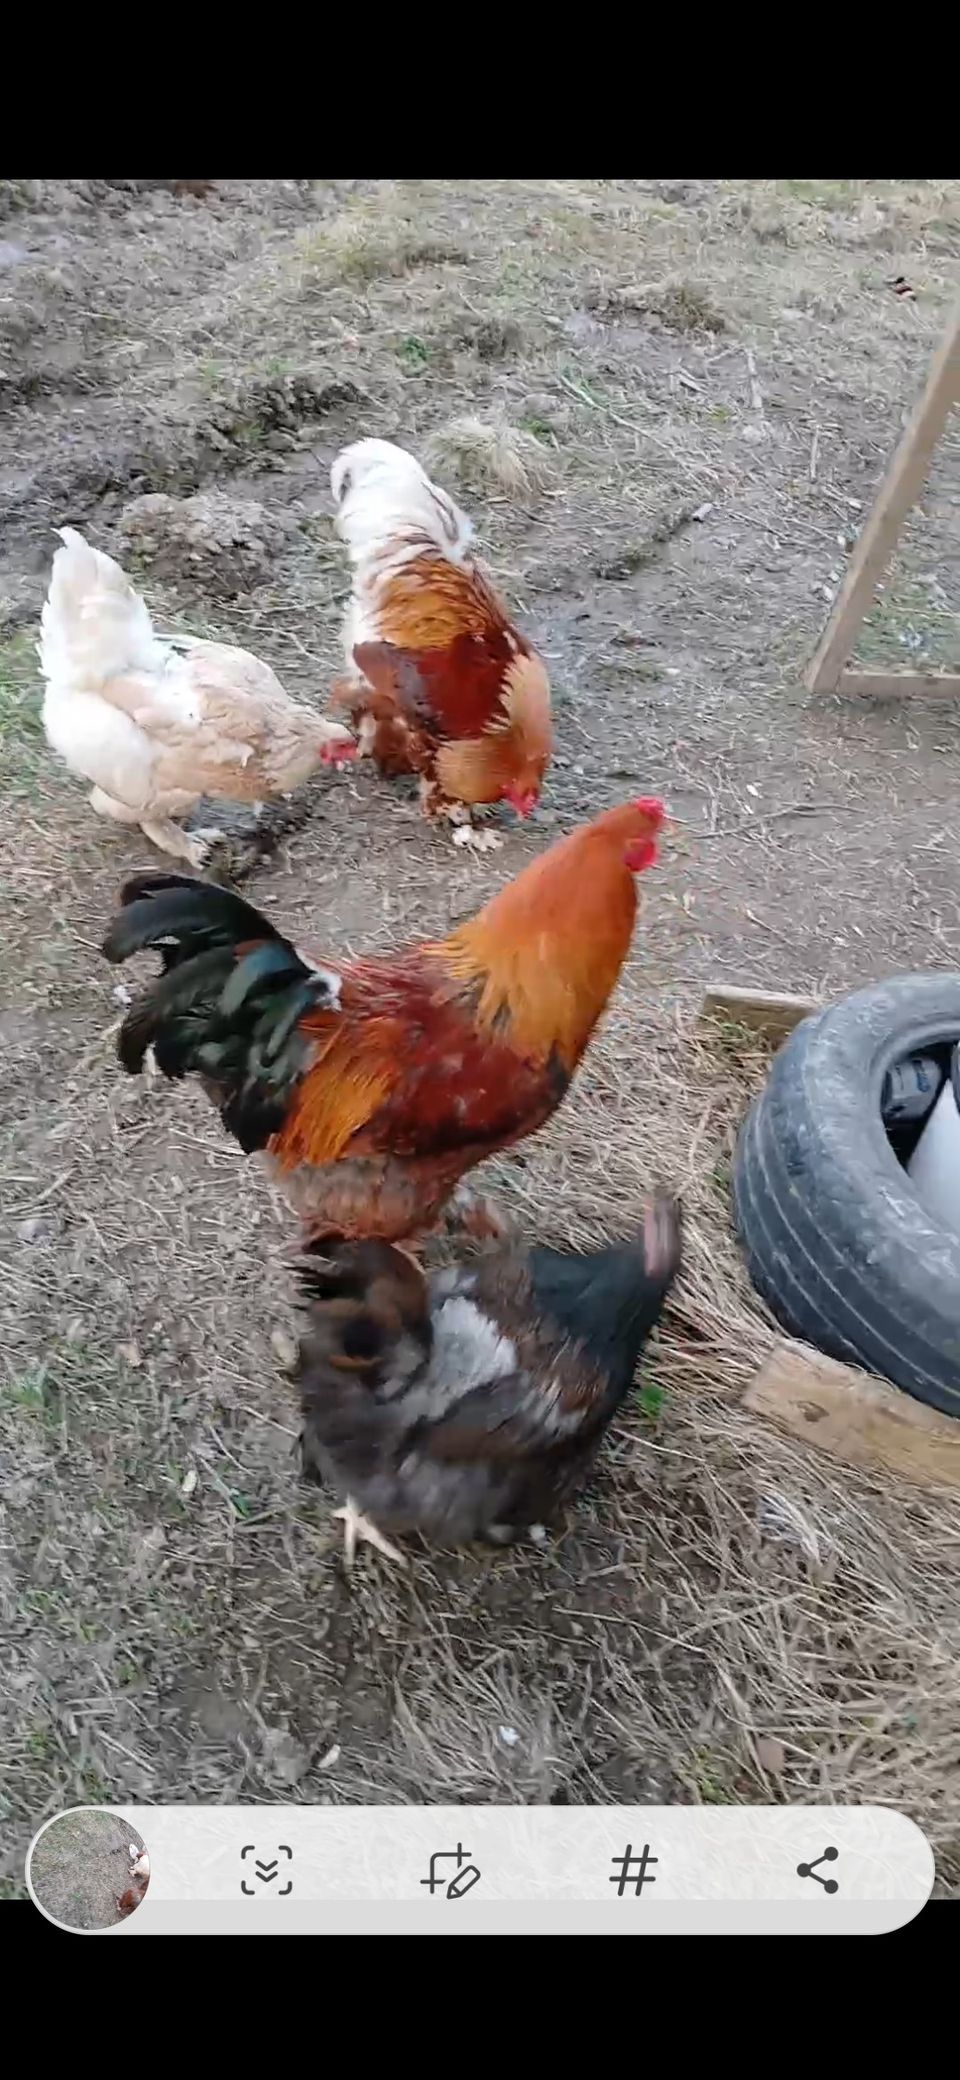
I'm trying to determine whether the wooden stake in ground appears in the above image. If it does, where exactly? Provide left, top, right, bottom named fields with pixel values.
left=805, top=305, right=960, bottom=700
left=745, top=1340, right=960, bottom=1490
left=698, top=984, right=820, bottom=1044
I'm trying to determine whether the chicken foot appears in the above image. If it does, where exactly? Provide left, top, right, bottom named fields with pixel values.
left=333, top=1499, right=408, bottom=1571
left=419, top=779, right=502, bottom=854
left=140, top=818, right=226, bottom=871
left=439, top=1182, right=515, bottom=1244
left=89, top=787, right=222, bottom=871
left=451, top=823, right=501, bottom=855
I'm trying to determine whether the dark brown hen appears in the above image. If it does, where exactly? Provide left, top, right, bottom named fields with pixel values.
left=293, top=1194, right=682, bottom=1565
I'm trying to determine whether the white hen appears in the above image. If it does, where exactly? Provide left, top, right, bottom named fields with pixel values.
left=40, top=528, right=356, bottom=868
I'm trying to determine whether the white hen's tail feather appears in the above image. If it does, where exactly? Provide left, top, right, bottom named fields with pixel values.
left=39, top=528, right=169, bottom=691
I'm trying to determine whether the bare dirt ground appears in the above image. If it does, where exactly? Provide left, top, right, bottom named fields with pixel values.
left=2, top=179, right=959, bottom=1893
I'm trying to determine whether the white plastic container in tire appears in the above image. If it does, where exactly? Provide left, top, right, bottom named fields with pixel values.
left=908, top=1044, right=960, bottom=1235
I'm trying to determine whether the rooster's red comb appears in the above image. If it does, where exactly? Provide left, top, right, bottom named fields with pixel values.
left=633, top=796, right=666, bottom=824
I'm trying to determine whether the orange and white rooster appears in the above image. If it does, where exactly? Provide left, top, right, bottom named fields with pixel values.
left=329, top=438, right=552, bottom=851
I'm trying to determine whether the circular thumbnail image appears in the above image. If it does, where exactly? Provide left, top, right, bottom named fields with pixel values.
left=27, top=1808, right=151, bottom=1932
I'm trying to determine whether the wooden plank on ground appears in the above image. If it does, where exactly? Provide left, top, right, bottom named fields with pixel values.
left=744, top=1339, right=960, bottom=1489
left=836, top=669, right=960, bottom=702
left=699, top=985, right=820, bottom=1042
left=805, top=306, right=960, bottom=695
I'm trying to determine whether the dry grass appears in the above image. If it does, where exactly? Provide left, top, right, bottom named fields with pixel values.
left=589, top=278, right=728, bottom=335
left=547, top=1013, right=960, bottom=1840
left=426, top=415, right=558, bottom=498
left=1, top=178, right=959, bottom=1894
left=293, top=203, right=469, bottom=288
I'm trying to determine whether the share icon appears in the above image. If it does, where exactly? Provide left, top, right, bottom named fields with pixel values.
left=797, top=1845, right=839, bottom=1894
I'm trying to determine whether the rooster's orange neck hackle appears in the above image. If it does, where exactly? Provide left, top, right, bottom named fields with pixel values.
left=437, top=798, right=665, bottom=1065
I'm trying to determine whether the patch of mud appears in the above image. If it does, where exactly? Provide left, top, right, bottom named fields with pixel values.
left=120, top=491, right=299, bottom=599
left=449, top=315, right=525, bottom=361
left=0, top=256, right=106, bottom=418
left=1, top=372, right=368, bottom=562
left=204, top=373, right=368, bottom=466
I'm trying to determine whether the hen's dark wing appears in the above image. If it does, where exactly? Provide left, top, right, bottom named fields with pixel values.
left=412, top=1367, right=590, bottom=1465
left=300, top=1375, right=407, bottom=1484
left=469, top=1196, right=683, bottom=1399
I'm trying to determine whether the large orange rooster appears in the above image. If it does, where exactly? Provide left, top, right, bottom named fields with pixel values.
left=102, top=798, right=664, bottom=1245
left=329, top=438, right=552, bottom=851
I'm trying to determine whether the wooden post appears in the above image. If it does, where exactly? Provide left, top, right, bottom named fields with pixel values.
left=834, top=668, right=960, bottom=701
left=698, top=985, right=820, bottom=1043
left=744, top=1340, right=960, bottom=1489
left=805, top=306, right=960, bottom=697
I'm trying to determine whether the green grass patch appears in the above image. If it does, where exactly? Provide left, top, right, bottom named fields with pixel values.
left=635, top=1376, right=665, bottom=1423
left=0, top=633, right=45, bottom=796
left=856, top=575, right=958, bottom=670
left=397, top=334, right=430, bottom=372
left=776, top=179, right=867, bottom=207
left=686, top=1750, right=735, bottom=1803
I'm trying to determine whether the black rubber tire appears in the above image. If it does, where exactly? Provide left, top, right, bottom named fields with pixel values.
left=733, top=972, right=960, bottom=1418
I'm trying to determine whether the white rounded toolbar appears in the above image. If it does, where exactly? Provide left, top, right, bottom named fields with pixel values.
left=27, top=1803, right=934, bottom=1935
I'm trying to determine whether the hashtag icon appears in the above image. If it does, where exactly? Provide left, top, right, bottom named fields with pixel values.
left=609, top=1843, right=658, bottom=1896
